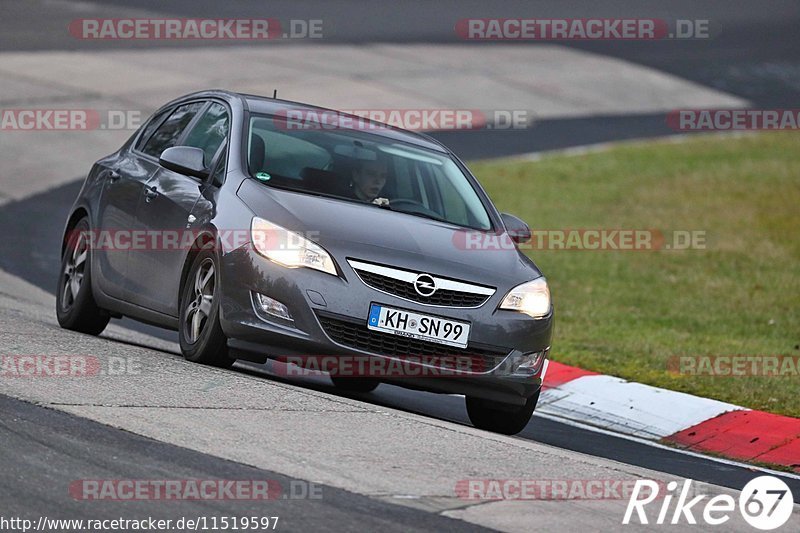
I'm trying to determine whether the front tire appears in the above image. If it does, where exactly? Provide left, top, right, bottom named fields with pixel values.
left=56, top=217, right=110, bottom=335
left=466, top=390, right=540, bottom=435
left=179, top=249, right=234, bottom=368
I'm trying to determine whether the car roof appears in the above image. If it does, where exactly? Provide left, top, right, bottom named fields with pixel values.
left=173, top=89, right=449, bottom=153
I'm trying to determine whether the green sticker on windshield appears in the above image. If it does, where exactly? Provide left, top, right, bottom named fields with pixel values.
left=255, top=172, right=271, bottom=181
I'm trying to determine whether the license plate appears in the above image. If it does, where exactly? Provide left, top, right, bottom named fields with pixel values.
left=367, top=304, right=470, bottom=348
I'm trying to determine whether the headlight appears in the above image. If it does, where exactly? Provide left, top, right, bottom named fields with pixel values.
left=250, top=217, right=337, bottom=276
left=499, top=277, right=551, bottom=318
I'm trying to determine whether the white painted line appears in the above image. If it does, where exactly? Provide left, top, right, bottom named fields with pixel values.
left=538, top=374, right=743, bottom=439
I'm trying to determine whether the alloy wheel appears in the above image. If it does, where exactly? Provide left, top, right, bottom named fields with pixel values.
left=61, top=232, right=88, bottom=311
left=184, top=258, right=215, bottom=343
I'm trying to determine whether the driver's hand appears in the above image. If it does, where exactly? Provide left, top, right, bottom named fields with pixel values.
left=372, top=197, right=390, bottom=207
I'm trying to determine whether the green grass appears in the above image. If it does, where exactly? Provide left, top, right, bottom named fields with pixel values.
left=469, top=132, right=800, bottom=417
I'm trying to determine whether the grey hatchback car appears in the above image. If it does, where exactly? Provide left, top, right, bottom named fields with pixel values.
left=57, top=90, right=553, bottom=434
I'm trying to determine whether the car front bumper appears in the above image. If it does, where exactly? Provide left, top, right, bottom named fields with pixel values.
left=218, top=246, right=553, bottom=405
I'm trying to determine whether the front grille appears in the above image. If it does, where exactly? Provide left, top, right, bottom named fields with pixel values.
left=354, top=269, right=490, bottom=307
left=317, top=314, right=509, bottom=373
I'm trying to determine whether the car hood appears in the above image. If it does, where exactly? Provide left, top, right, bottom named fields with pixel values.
left=237, top=179, right=541, bottom=288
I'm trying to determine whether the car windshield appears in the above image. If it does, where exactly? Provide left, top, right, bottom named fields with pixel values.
left=246, top=113, right=493, bottom=230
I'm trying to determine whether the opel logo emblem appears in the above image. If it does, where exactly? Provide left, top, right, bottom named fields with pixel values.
left=414, top=274, right=437, bottom=297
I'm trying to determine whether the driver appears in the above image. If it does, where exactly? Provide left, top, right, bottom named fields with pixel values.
left=349, top=157, right=389, bottom=204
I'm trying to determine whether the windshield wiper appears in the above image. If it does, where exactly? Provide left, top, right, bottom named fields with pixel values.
left=372, top=202, right=450, bottom=224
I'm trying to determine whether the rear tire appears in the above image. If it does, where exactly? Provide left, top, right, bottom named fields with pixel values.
left=466, top=390, right=540, bottom=435
left=330, top=376, right=380, bottom=393
left=56, top=217, right=110, bottom=335
left=179, top=249, right=235, bottom=368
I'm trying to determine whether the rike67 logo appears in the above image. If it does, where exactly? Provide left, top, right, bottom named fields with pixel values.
left=623, top=476, right=795, bottom=530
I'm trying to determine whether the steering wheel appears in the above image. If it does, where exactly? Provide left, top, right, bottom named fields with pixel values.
left=389, top=198, right=441, bottom=218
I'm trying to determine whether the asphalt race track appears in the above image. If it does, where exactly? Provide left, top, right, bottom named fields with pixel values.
left=0, top=394, right=489, bottom=532
left=1, top=1, right=799, bottom=531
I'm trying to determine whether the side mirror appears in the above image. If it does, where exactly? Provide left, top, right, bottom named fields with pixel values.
left=159, top=146, right=209, bottom=180
left=501, top=213, right=532, bottom=244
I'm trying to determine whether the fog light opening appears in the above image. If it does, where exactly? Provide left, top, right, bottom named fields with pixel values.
left=253, top=292, right=293, bottom=322
left=514, top=348, right=548, bottom=376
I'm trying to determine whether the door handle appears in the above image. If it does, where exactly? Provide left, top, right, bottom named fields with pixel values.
left=144, top=186, right=159, bottom=202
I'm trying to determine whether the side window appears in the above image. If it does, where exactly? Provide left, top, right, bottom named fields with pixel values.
left=141, top=101, right=205, bottom=159
left=134, top=107, right=172, bottom=152
left=182, top=103, right=230, bottom=167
